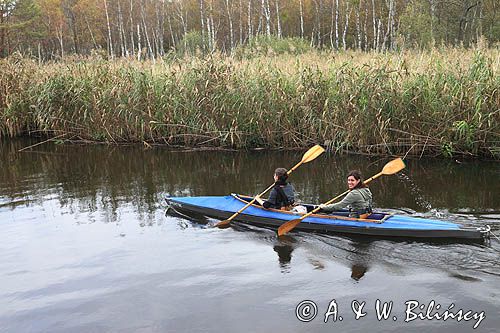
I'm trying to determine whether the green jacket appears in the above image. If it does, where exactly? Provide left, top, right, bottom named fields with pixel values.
left=321, top=187, right=372, bottom=213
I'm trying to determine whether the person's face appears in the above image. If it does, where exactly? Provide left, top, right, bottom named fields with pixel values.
left=274, top=174, right=279, bottom=181
left=347, top=176, right=360, bottom=189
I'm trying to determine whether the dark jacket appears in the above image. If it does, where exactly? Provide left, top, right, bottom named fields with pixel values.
left=263, top=183, right=295, bottom=209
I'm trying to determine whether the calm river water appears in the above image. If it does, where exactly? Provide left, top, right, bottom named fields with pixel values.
left=0, top=139, right=499, bottom=333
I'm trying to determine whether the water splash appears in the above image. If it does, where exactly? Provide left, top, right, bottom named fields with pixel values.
left=397, top=172, right=433, bottom=210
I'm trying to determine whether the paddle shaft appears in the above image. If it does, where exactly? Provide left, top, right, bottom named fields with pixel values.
left=223, top=159, right=306, bottom=223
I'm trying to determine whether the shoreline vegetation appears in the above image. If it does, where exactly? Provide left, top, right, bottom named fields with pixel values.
left=1, top=47, right=499, bottom=159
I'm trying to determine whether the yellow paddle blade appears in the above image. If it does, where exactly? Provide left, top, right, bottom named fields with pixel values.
left=301, top=145, right=325, bottom=164
left=277, top=218, right=302, bottom=236
left=381, top=158, right=406, bottom=175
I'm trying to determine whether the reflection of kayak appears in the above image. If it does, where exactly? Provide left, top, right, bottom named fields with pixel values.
left=165, top=194, right=490, bottom=241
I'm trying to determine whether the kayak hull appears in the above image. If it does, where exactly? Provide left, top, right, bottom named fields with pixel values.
left=165, top=195, right=488, bottom=241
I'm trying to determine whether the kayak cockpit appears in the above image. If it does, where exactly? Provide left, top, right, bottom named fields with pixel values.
left=233, top=194, right=393, bottom=223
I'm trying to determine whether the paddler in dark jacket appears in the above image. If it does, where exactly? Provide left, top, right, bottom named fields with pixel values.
left=257, top=168, right=295, bottom=210
left=319, top=170, right=373, bottom=218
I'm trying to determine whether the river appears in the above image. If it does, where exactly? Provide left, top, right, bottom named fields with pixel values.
left=0, top=139, right=499, bottom=332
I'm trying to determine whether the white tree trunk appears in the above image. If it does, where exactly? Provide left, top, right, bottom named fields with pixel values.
left=177, top=3, right=188, bottom=52
left=84, top=15, right=98, bottom=50
left=104, top=0, right=114, bottom=58
left=248, top=0, right=253, bottom=40
left=316, top=0, right=322, bottom=47
left=160, top=0, right=165, bottom=55
left=312, top=0, right=320, bottom=47
left=330, top=0, right=335, bottom=48
left=342, top=3, right=351, bottom=50
left=209, top=1, right=216, bottom=51
left=137, top=24, right=141, bottom=60
left=141, top=5, right=154, bottom=59
left=429, top=0, right=435, bottom=42
left=376, top=18, right=381, bottom=50
left=275, top=0, right=282, bottom=38
left=384, top=0, right=395, bottom=50
left=129, top=0, right=135, bottom=56
left=299, top=0, right=304, bottom=39
left=226, top=0, right=235, bottom=50
left=372, top=0, right=376, bottom=49
left=117, top=0, right=128, bottom=57
left=167, top=12, right=176, bottom=49
left=335, top=0, right=339, bottom=49
left=390, top=0, right=396, bottom=50
left=199, top=0, right=206, bottom=50
left=356, top=0, right=362, bottom=50
left=262, top=0, right=271, bottom=36
left=239, top=0, right=243, bottom=44
left=57, top=25, right=64, bottom=58
left=363, top=3, right=369, bottom=50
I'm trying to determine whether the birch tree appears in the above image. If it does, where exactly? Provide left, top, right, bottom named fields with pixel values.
left=342, top=1, right=351, bottom=50
left=225, top=0, right=234, bottom=50
left=299, top=0, right=304, bottom=38
left=275, top=0, right=281, bottom=38
left=103, top=0, right=113, bottom=58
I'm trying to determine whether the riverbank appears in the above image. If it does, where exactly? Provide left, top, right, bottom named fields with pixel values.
left=1, top=48, right=499, bottom=158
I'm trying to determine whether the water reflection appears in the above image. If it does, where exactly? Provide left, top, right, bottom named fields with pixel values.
left=273, top=236, right=295, bottom=272
left=1, top=138, right=499, bottom=261
left=348, top=240, right=372, bottom=281
left=273, top=234, right=370, bottom=280
left=2, top=138, right=500, bottom=332
left=2, top=138, right=499, bottom=222
left=350, top=264, right=368, bottom=281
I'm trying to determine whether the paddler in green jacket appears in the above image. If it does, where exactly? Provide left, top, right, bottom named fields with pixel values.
left=319, top=170, right=373, bottom=218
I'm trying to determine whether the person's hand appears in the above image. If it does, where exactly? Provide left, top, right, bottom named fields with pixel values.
left=255, top=196, right=264, bottom=205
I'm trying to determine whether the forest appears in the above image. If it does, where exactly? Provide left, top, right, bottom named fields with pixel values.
left=1, top=0, right=499, bottom=59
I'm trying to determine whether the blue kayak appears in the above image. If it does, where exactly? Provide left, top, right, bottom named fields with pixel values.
left=165, top=194, right=489, bottom=241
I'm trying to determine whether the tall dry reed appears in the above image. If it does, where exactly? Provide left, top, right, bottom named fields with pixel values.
left=0, top=48, right=498, bottom=158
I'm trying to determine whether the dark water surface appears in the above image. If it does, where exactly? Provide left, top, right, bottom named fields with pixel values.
left=1, top=139, right=499, bottom=333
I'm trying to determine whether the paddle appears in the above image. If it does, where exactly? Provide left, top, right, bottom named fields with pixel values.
left=277, top=157, right=406, bottom=236
left=215, top=145, right=325, bottom=228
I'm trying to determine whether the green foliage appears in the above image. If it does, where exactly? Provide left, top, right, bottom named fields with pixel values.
left=442, top=142, right=454, bottom=158
left=176, top=31, right=209, bottom=57
left=233, top=36, right=312, bottom=59
left=453, top=120, right=475, bottom=149
left=486, top=21, right=500, bottom=44
left=399, top=2, right=436, bottom=48
left=0, top=0, right=43, bottom=57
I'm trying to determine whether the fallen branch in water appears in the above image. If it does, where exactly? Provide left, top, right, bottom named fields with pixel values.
left=18, top=133, right=68, bottom=152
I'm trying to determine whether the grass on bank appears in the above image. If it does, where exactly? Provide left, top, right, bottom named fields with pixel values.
left=0, top=46, right=499, bottom=158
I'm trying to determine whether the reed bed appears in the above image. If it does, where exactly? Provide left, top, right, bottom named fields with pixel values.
left=0, top=48, right=499, bottom=158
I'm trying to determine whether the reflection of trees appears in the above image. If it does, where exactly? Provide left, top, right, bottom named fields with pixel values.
left=392, top=159, right=499, bottom=211
left=0, top=139, right=497, bottom=226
